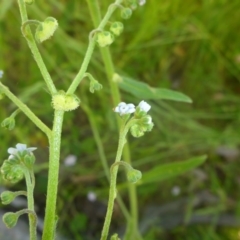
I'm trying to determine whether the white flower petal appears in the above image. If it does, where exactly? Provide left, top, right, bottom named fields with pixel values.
left=114, top=102, right=135, bottom=115
left=138, top=100, right=151, bottom=112
left=16, top=143, right=27, bottom=151
left=139, top=0, right=146, bottom=6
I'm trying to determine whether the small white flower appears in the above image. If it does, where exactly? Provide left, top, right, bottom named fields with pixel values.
left=64, top=154, right=77, bottom=167
left=114, top=102, right=136, bottom=116
left=8, top=143, right=37, bottom=158
left=0, top=70, right=4, bottom=78
left=138, top=100, right=151, bottom=113
left=139, top=0, right=146, bottom=6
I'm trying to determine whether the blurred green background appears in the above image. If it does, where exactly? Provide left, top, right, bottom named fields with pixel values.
left=1, top=0, right=240, bottom=239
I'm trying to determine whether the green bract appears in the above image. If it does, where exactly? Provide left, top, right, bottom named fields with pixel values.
left=52, top=91, right=80, bottom=111
left=127, top=169, right=142, bottom=183
left=1, top=117, right=15, bottom=130
left=35, top=17, right=58, bottom=43
left=121, top=8, right=132, bottom=19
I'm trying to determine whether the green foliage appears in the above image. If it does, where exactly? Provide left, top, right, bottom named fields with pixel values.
left=1, top=0, right=240, bottom=239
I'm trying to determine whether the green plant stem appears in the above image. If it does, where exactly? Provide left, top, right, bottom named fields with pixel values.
left=17, top=0, right=57, bottom=95
left=67, top=0, right=122, bottom=95
left=86, top=1, right=140, bottom=239
left=0, top=82, right=51, bottom=138
left=100, top=119, right=138, bottom=240
left=42, top=110, right=64, bottom=240
left=23, top=168, right=37, bottom=240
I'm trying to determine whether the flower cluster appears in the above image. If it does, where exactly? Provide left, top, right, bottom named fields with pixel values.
left=114, top=100, right=150, bottom=116
left=114, top=100, right=154, bottom=137
left=1, top=143, right=37, bottom=183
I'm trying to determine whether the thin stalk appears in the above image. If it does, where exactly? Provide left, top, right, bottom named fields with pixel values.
left=86, top=0, right=140, bottom=238
left=23, top=168, right=37, bottom=240
left=17, top=0, right=57, bottom=95
left=67, top=0, right=123, bottom=95
left=42, top=110, right=64, bottom=240
left=0, top=82, right=51, bottom=138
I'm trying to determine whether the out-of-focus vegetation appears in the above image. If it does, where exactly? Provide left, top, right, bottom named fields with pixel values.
left=1, top=0, right=240, bottom=239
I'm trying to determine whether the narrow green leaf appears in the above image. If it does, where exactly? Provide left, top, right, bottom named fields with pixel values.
left=141, top=155, right=207, bottom=184
left=117, top=76, right=192, bottom=103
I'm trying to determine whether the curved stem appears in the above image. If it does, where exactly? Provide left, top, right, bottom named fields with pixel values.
left=100, top=118, right=138, bottom=240
left=0, top=82, right=51, bottom=138
left=42, top=110, right=64, bottom=240
left=17, top=0, right=57, bottom=95
left=21, top=20, right=41, bottom=38
left=86, top=0, right=141, bottom=239
left=66, top=0, right=123, bottom=95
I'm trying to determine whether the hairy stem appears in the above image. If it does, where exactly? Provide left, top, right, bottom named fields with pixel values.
left=17, top=0, right=57, bottom=95
left=42, top=110, right=64, bottom=240
left=86, top=0, right=140, bottom=239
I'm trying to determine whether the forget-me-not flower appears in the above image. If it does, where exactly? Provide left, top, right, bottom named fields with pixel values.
left=114, top=102, right=136, bottom=116
left=138, top=100, right=151, bottom=113
left=8, top=143, right=37, bottom=159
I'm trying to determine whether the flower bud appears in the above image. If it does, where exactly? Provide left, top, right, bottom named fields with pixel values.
left=1, top=117, right=15, bottom=130
left=89, top=79, right=103, bottom=93
left=110, top=22, right=124, bottom=36
left=2, top=212, right=19, bottom=228
left=23, top=153, right=35, bottom=168
left=96, top=31, right=114, bottom=47
left=1, top=160, right=24, bottom=183
left=130, top=124, right=144, bottom=138
left=35, top=17, right=58, bottom=43
left=121, top=8, right=132, bottom=19
left=52, top=91, right=80, bottom=111
left=1, top=191, right=16, bottom=205
left=127, top=169, right=142, bottom=183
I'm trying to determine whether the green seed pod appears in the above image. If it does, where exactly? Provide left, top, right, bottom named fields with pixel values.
left=2, top=212, right=19, bottom=228
left=89, top=79, right=103, bottom=93
left=127, top=169, right=142, bottom=184
left=96, top=31, right=114, bottom=47
left=110, top=22, right=124, bottom=36
left=1, top=191, right=16, bottom=205
left=35, top=17, right=58, bottom=43
left=121, top=8, right=132, bottom=19
left=1, top=117, right=15, bottom=130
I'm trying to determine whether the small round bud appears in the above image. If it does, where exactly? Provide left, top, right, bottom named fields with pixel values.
left=110, top=22, right=124, bottom=36
left=24, top=0, right=34, bottom=4
left=89, top=79, right=103, bottom=93
left=96, top=31, right=114, bottom=47
left=121, top=8, right=132, bottom=19
left=1, top=191, right=16, bottom=205
left=52, top=91, right=80, bottom=111
left=35, top=17, right=58, bottom=43
left=1, top=117, right=15, bottom=130
left=130, top=124, right=144, bottom=138
left=23, top=154, right=35, bottom=168
left=2, top=212, right=19, bottom=228
left=1, top=160, right=24, bottom=183
left=127, top=169, right=142, bottom=183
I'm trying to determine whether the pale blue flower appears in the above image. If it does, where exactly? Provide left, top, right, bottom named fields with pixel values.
left=8, top=143, right=37, bottom=158
left=114, top=102, right=136, bottom=116
left=138, top=100, right=151, bottom=113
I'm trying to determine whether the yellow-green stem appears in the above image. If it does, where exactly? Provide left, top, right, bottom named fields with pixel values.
left=42, top=110, right=64, bottom=240
left=86, top=0, right=140, bottom=238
